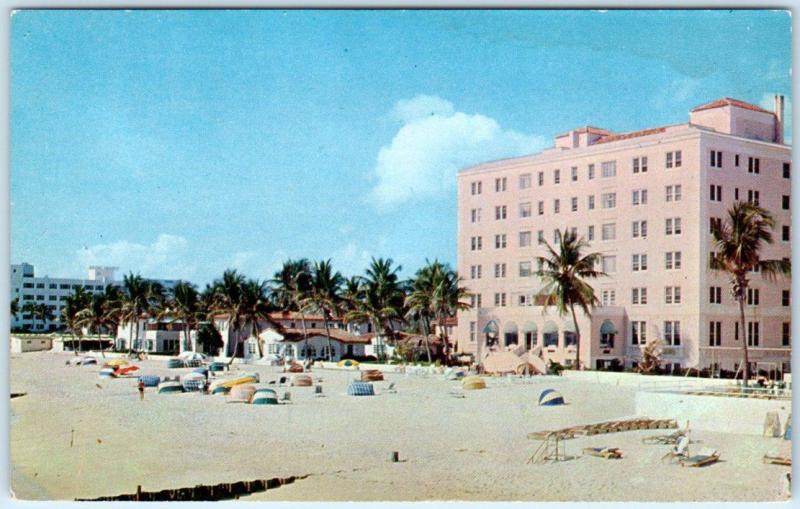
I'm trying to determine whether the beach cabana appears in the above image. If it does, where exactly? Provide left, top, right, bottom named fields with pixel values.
left=228, top=384, right=257, bottom=403
left=538, top=388, right=565, bottom=406
left=157, top=378, right=183, bottom=394
left=138, top=375, right=161, bottom=387
left=252, top=388, right=279, bottom=405
left=360, top=369, right=384, bottom=382
left=347, top=381, right=375, bottom=396
left=178, top=351, right=207, bottom=361
left=461, top=376, right=487, bottom=390
left=291, top=374, right=313, bottom=387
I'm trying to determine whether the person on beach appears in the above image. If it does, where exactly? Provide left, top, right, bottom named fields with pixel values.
left=138, top=381, right=145, bottom=401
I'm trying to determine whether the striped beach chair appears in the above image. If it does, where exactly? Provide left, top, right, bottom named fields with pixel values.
left=181, top=379, right=205, bottom=392
left=347, top=381, right=375, bottom=396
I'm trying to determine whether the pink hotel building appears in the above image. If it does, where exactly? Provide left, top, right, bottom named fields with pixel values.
left=455, top=97, right=791, bottom=374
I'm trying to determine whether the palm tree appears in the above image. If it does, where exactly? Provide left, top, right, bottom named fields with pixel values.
left=239, top=279, right=280, bottom=358
left=23, top=302, right=55, bottom=334
left=345, top=258, right=406, bottom=362
left=210, top=269, right=247, bottom=365
left=270, top=259, right=313, bottom=355
left=160, top=281, right=200, bottom=353
left=120, top=273, right=157, bottom=356
left=76, top=292, right=113, bottom=358
left=10, top=298, right=19, bottom=319
left=710, top=201, right=791, bottom=386
left=100, top=284, right=123, bottom=356
left=61, top=287, right=90, bottom=354
left=535, top=229, right=605, bottom=371
left=303, top=260, right=344, bottom=361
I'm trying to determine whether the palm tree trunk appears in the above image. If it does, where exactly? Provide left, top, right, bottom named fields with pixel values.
left=127, top=317, right=134, bottom=357
left=253, top=321, right=264, bottom=358
left=422, top=316, right=432, bottom=363
left=569, top=303, right=582, bottom=370
left=227, top=319, right=240, bottom=366
left=323, top=315, right=334, bottom=361
left=439, top=314, right=452, bottom=366
left=739, top=294, right=750, bottom=387
left=185, top=322, right=191, bottom=353
left=300, top=311, right=309, bottom=359
left=98, top=331, right=105, bottom=358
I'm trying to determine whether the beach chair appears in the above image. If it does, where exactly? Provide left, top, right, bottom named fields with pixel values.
left=679, top=447, right=720, bottom=467
left=583, top=447, right=623, bottom=459
left=763, top=454, right=792, bottom=466
left=644, top=421, right=689, bottom=445
left=384, top=382, right=397, bottom=394
left=661, top=436, right=690, bottom=463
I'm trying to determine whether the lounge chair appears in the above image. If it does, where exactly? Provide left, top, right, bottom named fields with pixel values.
left=644, top=421, right=689, bottom=445
left=583, top=447, right=623, bottom=459
left=763, top=454, right=792, bottom=466
left=661, top=436, right=690, bottom=463
left=679, top=447, right=720, bottom=467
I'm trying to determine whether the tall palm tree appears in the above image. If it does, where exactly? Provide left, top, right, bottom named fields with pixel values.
left=239, top=279, right=280, bottom=358
left=710, top=201, right=791, bottom=385
left=160, top=281, right=200, bottom=353
left=76, top=292, right=113, bottom=358
left=100, top=284, right=123, bottom=356
left=210, top=269, right=247, bottom=365
left=61, top=287, right=90, bottom=354
left=23, top=302, right=55, bottom=334
left=120, top=273, right=158, bottom=356
left=535, top=229, right=605, bottom=371
left=10, top=298, right=19, bottom=320
left=346, top=258, right=405, bottom=362
left=270, top=259, right=313, bottom=354
left=303, top=260, right=344, bottom=361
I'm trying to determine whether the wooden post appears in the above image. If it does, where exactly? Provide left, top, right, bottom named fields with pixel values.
left=136, top=485, right=142, bottom=502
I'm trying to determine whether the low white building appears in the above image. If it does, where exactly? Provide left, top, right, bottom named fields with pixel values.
left=116, top=318, right=186, bottom=354
left=10, top=334, right=53, bottom=353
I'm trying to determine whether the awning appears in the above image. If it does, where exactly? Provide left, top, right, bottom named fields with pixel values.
left=562, top=319, right=577, bottom=333
left=600, top=319, right=617, bottom=335
left=522, top=321, right=538, bottom=333
left=503, top=321, right=518, bottom=333
left=542, top=320, right=558, bottom=334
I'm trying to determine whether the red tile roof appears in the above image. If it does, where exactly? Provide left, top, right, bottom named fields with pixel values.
left=691, top=98, right=773, bottom=115
left=593, top=126, right=668, bottom=145
left=279, top=327, right=371, bottom=344
left=556, top=126, right=614, bottom=138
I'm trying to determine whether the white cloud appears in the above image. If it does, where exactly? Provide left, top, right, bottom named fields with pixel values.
left=759, top=93, right=792, bottom=144
left=330, top=242, right=373, bottom=277
left=76, top=234, right=195, bottom=281
left=369, top=95, right=547, bottom=209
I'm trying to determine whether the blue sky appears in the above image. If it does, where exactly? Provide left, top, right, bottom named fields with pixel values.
left=10, top=9, right=791, bottom=285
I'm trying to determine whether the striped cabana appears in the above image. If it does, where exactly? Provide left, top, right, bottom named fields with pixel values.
left=347, top=381, right=375, bottom=396
left=538, top=388, right=565, bottom=406
left=252, top=388, right=279, bottom=405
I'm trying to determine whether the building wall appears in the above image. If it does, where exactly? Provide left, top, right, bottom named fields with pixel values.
left=455, top=105, right=790, bottom=372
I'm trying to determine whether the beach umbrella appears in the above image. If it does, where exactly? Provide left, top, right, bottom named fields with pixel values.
left=252, top=387, right=279, bottom=405
left=178, top=351, right=207, bottom=361
left=538, top=388, right=565, bottom=406
left=338, top=359, right=359, bottom=368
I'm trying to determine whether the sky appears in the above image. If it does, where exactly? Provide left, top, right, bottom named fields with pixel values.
left=10, top=9, right=792, bottom=286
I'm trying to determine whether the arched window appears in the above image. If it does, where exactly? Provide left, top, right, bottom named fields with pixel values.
left=600, top=320, right=616, bottom=347
left=522, top=322, right=538, bottom=349
left=563, top=319, right=577, bottom=346
left=503, top=321, right=519, bottom=346
left=542, top=321, right=558, bottom=347
left=483, top=320, right=499, bottom=347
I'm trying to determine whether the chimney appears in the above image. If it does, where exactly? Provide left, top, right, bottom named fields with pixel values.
left=774, top=94, right=785, bottom=144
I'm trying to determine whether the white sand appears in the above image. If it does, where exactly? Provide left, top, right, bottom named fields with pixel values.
left=10, top=352, right=791, bottom=501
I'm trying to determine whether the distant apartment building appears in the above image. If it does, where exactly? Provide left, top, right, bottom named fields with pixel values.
left=11, top=262, right=180, bottom=331
left=455, top=97, right=791, bottom=375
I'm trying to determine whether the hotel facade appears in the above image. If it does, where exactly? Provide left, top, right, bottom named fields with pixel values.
left=455, top=97, right=791, bottom=375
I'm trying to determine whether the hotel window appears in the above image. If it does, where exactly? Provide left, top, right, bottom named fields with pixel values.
left=709, top=321, right=722, bottom=346
left=519, top=231, right=532, bottom=247
left=631, top=321, right=647, bottom=345
left=538, top=201, right=544, bottom=215
left=783, top=290, right=790, bottom=307
left=495, top=177, right=507, bottom=192
left=48, top=295, right=57, bottom=301
left=469, top=321, right=477, bottom=342
left=601, top=192, right=616, bottom=209
left=519, top=202, right=532, bottom=218
left=665, top=150, right=682, bottom=168
left=747, top=190, right=760, bottom=205
left=470, top=208, right=481, bottom=223
left=537, top=230, right=544, bottom=244
left=469, top=265, right=482, bottom=279
left=518, top=295, right=529, bottom=306
left=601, top=160, right=617, bottom=178
left=632, top=253, right=647, bottom=271
left=570, top=226, right=577, bottom=237
left=665, top=286, right=681, bottom=304
left=553, top=229, right=561, bottom=245
left=747, top=321, right=760, bottom=346
left=470, top=236, right=482, bottom=251
left=495, top=205, right=507, bottom=220
left=588, top=164, right=595, bottom=180
left=571, top=197, right=578, bottom=212
left=783, top=225, right=791, bottom=241
left=519, top=173, right=532, bottom=189
left=633, top=156, right=648, bottom=174
left=602, top=289, right=616, bottom=306
left=494, top=263, right=506, bottom=278
left=571, top=166, right=578, bottom=182
left=631, top=287, right=647, bottom=305
left=632, top=189, right=647, bottom=205
left=665, top=184, right=682, bottom=202
left=784, top=162, right=791, bottom=179
left=710, top=184, right=722, bottom=202
left=470, top=181, right=482, bottom=195
left=663, top=321, right=681, bottom=346
left=554, top=169, right=561, bottom=184
left=783, top=195, right=790, bottom=210
left=601, top=255, right=617, bottom=273
left=587, top=225, right=594, bottom=241
left=710, top=217, right=722, bottom=234
left=494, top=293, right=507, bottom=307
left=783, top=322, right=791, bottom=346
left=735, top=154, right=740, bottom=167
left=746, top=288, right=760, bottom=306
left=519, top=261, right=532, bottom=278
left=495, top=234, right=507, bottom=249
left=665, top=217, right=682, bottom=235
left=709, top=286, right=722, bottom=304
left=588, top=195, right=595, bottom=210
left=554, top=199, right=560, bottom=214
left=632, top=220, right=648, bottom=238
left=710, top=150, right=722, bottom=168
left=747, top=157, right=760, bottom=174
left=601, top=223, right=616, bottom=241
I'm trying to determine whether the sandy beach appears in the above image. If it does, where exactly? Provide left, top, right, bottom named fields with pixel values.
left=10, top=352, right=791, bottom=502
